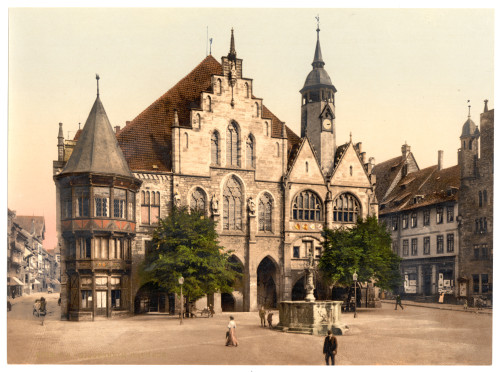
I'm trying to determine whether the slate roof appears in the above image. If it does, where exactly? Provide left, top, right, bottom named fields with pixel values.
left=379, top=164, right=460, bottom=215
left=60, top=96, right=133, bottom=178
left=116, top=55, right=300, bottom=173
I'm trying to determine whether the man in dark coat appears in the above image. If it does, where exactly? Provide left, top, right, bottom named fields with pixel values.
left=323, top=330, right=338, bottom=365
left=395, top=294, right=404, bottom=310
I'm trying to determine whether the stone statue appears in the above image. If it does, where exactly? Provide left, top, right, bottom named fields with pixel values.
left=247, top=197, right=256, bottom=216
left=173, top=192, right=181, bottom=208
left=211, top=194, right=219, bottom=215
left=304, top=252, right=316, bottom=302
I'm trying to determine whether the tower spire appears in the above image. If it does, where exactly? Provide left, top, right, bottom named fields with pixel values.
left=96, top=74, right=100, bottom=98
left=312, top=16, right=325, bottom=68
left=228, top=28, right=237, bottom=62
left=467, top=100, right=471, bottom=118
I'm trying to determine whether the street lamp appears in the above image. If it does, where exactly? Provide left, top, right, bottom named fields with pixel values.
left=353, top=272, right=358, bottom=318
left=179, top=276, right=184, bottom=325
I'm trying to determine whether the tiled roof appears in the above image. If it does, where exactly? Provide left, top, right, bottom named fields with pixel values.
left=380, top=164, right=460, bottom=215
left=73, top=129, right=82, bottom=141
left=13, top=216, right=46, bottom=239
left=116, top=55, right=300, bottom=173
left=371, top=155, right=404, bottom=203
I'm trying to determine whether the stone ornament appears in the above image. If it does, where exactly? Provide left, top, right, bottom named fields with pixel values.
left=247, top=197, right=256, bottom=216
left=211, top=194, right=220, bottom=215
left=173, top=191, right=181, bottom=208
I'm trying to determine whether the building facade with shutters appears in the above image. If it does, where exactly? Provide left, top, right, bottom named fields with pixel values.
left=53, top=27, right=378, bottom=319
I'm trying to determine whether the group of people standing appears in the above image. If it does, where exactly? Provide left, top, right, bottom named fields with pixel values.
left=258, top=306, right=274, bottom=328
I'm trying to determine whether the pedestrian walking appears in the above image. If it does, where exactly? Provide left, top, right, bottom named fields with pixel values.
left=225, top=315, right=238, bottom=347
left=267, top=311, right=274, bottom=329
left=323, top=330, right=338, bottom=365
left=259, top=306, right=266, bottom=327
left=395, top=294, right=404, bottom=310
left=209, top=304, right=215, bottom=317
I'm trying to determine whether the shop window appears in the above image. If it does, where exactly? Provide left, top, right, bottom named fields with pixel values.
left=111, top=290, right=121, bottom=308
left=292, top=190, right=322, bottom=221
left=81, top=290, right=92, bottom=309
left=446, top=234, right=454, bottom=253
left=436, top=235, right=444, bottom=254
left=472, top=275, right=480, bottom=293
left=332, top=193, right=359, bottom=223
left=481, top=274, right=489, bottom=293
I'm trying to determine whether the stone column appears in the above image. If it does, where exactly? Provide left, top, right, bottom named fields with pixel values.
left=417, top=265, right=423, bottom=295
left=431, top=264, right=437, bottom=295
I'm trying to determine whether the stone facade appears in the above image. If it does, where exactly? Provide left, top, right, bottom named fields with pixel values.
left=53, top=28, right=377, bottom=317
left=457, top=104, right=494, bottom=305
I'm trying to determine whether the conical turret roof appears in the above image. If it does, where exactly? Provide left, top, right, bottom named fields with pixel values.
left=60, top=96, right=133, bottom=178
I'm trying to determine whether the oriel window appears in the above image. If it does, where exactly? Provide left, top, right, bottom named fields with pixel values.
left=114, top=189, right=126, bottom=219
left=94, top=187, right=110, bottom=217
left=74, top=187, right=89, bottom=217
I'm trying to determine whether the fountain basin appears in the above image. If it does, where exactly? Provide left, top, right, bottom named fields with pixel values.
left=275, top=300, right=348, bottom=336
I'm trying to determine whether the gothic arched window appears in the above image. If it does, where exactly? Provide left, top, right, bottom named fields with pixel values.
left=226, top=122, right=240, bottom=167
left=211, top=131, right=220, bottom=165
left=190, top=188, right=206, bottom=214
left=246, top=135, right=255, bottom=168
left=292, top=190, right=322, bottom=221
left=223, top=177, right=243, bottom=230
left=217, top=78, right=222, bottom=95
left=207, top=96, right=212, bottom=112
left=245, top=82, right=249, bottom=98
left=258, top=193, right=273, bottom=232
left=255, top=102, right=260, bottom=117
left=333, top=193, right=360, bottom=223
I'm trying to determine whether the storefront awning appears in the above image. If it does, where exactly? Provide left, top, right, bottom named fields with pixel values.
left=31, top=279, right=41, bottom=285
left=8, top=276, right=24, bottom=286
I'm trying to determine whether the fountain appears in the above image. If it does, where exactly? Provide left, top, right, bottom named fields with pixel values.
left=275, top=254, right=349, bottom=335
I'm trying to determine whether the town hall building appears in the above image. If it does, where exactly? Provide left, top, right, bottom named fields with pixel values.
left=53, top=27, right=378, bottom=320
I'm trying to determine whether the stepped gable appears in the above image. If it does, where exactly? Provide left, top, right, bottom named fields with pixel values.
left=60, top=96, right=133, bottom=178
left=380, top=164, right=460, bottom=215
left=117, top=54, right=300, bottom=172
left=371, top=155, right=404, bottom=203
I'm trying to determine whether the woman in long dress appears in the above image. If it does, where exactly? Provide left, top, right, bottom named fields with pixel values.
left=226, top=315, right=238, bottom=346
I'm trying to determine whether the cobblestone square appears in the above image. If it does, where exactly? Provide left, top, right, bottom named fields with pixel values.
left=6, top=293, right=492, bottom=365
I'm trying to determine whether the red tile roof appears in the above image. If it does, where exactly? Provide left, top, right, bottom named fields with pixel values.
left=371, top=155, right=404, bottom=203
left=116, top=55, right=300, bottom=172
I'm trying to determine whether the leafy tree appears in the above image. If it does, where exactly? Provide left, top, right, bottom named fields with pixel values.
left=318, top=216, right=401, bottom=291
left=139, top=206, right=242, bottom=302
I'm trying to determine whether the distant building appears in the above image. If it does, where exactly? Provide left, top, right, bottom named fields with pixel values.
left=457, top=102, right=494, bottom=305
left=374, top=146, right=459, bottom=298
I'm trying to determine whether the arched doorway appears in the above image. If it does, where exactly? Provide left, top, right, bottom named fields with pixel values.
left=134, top=282, right=174, bottom=314
left=257, top=256, right=278, bottom=308
left=221, top=293, right=235, bottom=312
left=292, top=277, right=306, bottom=301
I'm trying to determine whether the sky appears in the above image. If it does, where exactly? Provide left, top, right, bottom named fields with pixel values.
left=6, top=6, right=495, bottom=251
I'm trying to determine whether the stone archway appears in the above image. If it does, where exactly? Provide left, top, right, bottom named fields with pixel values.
left=221, top=293, right=235, bottom=312
left=292, top=276, right=306, bottom=301
left=257, top=256, right=278, bottom=308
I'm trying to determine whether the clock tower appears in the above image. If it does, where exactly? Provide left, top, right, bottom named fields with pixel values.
left=300, top=24, right=337, bottom=175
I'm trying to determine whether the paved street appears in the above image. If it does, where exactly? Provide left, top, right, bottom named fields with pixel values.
left=7, top=293, right=492, bottom=365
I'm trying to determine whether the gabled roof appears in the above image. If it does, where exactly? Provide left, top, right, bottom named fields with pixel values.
left=116, top=55, right=300, bottom=173
left=380, top=165, right=460, bottom=215
left=13, top=216, right=46, bottom=239
left=60, top=96, right=133, bottom=178
left=371, top=155, right=404, bottom=203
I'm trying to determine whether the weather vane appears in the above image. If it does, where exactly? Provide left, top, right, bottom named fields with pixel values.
left=96, top=73, right=100, bottom=97
left=467, top=99, right=471, bottom=118
left=315, top=15, right=320, bottom=30
left=209, top=38, right=213, bottom=55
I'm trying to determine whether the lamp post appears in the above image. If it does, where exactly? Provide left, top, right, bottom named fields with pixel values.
left=179, top=276, right=184, bottom=325
left=353, top=272, right=358, bottom=318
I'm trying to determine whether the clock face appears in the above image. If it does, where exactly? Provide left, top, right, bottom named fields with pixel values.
left=323, top=119, right=332, bottom=130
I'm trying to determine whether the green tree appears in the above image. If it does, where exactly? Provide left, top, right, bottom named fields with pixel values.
left=318, top=216, right=401, bottom=290
left=139, top=206, right=241, bottom=302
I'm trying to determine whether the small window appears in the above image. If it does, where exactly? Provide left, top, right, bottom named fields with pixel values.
left=436, top=235, right=444, bottom=254
left=402, top=240, right=409, bottom=256
left=305, top=162, right=309, bottom=173
left=276, top=142, right=280, bottom=157
left=94, top=187, right=110, bottom=217
left=446, top=206, right=454, bottom=222
left=245, top=82, right=250, bottom=98
left=265, top=122, right=269, bottom=136
left=446, top=234, right=454, bottom=252
left=114, top=189, right=126, bottom=219
left=472, top=275, right=480, bottom=293
left=481, top=274, right=489, bottom=293
left=207, top=96, right=212, bottom=111
left=255, top=102, right=260, bottom=117
left=293, top=246, right=300, bottom=258
left=217, top=78, right=222, bottom=95
left=74, top=187, right=89, bottom=217
left=62, top=188, right=72, bottom=219
left=185, top=132, right=189, bottom=148
left=411, top=212, right=417, bottom=228
left=411, top=238, right=418, bottom=256
left=423, top=209, right=430, bottom=226
left=349, top=165, right=353, bottom=176
left=392, top=216, right=399, bottom=231
left=481, top=244, right=488, bottom=259
left=111, top=290, right=121, bottom=308
left=473, top=245, right=480, bottom=260
left=423, top=237, right=430, bottom=255
left=436, top=207, right=443, bottom=224
left=402, top=214, right=409, bottom=229
left=479, top=191, right=483, bottom=207
left=81, top=290, right=92, bottom=309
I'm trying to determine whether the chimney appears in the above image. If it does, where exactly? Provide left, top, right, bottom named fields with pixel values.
left=360, top=152, right=366, bottom=163
left=484, top=99, right=489, bottom=113
left=125, top=121, right=131, bottom=126
left=401, top=142, right=411, bottom=158
left=367, top=157, right=375, bottom=174
left=438, top=150, right=444, bottom=171
left=114, top=126, right=121, bottom=134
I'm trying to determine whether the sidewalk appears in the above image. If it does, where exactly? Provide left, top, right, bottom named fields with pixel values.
left=380, top=299, right=492, bottom=315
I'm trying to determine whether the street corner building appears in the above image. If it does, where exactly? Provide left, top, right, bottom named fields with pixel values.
left=52, top=27, right=379, bottom=320
left=373, top=102, right=493, bottom=306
